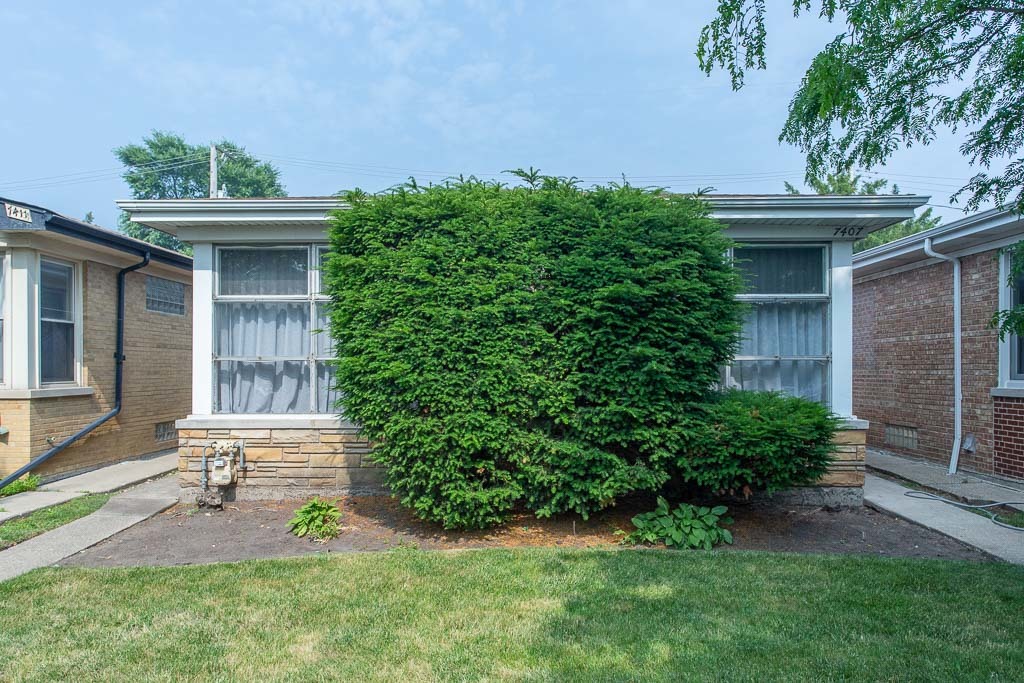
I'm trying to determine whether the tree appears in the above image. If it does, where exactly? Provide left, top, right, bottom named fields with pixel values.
left=698, top=1, right=1024, bottom=214
left=115, top=131, right=285, bottom=253
left=784, top=170, right=942, bottom=252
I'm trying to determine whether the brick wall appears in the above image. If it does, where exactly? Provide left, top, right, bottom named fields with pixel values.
left=177, top=426, right=383, bottom=501
left=0, top=261, right=192, bottom=480
left=854, top=249, right=1010, bottom=476
left=994, top=396, right=1024, bottom=479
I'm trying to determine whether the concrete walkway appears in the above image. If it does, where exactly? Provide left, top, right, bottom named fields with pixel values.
left=865, top=474, right=1024, bottom=565
left=867, top=449, right=1024, bottom=512
left=0, top=475, right=178, bottom=582
left=0, top=451, right=176, bottom=523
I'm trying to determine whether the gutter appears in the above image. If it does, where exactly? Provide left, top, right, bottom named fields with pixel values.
left=0, top=251, right=151, bottom=491
left=923, top=237, right=963, bottom=475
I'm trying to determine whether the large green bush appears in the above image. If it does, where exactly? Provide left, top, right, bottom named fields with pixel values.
left=679, top=390, right=840, bottom=495
left=324, top=177, right=743, bottom=529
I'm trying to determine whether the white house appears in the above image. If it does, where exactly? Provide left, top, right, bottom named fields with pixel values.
left=118, top=193, right=928, bottom=505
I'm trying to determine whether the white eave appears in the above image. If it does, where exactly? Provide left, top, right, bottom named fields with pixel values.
left=116, top=194, right=929, bottom=235
left=854, top=207, right=1024, bottom=278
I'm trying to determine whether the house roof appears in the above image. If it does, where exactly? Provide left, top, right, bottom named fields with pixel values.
left=853, top=208, right=1024, bottom=278
left=0, top=196, right=191, bottom=270
left=117, top=193, right=930, bottom=235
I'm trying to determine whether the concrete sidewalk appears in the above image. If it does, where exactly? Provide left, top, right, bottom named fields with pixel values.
left=867, top=449, right=1024, bottom=512
left=0, top=475, right=178, bottom=582
left=865, top=474, right=1024, bottom=565
left=0, top=451, right=176, bottom=524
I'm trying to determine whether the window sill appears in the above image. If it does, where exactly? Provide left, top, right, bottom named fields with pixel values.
left=991, top=387, right=1024, bottom=399
left=0, top=386, right=94, bottom=399
left=177, top=414, right=356, bottom=430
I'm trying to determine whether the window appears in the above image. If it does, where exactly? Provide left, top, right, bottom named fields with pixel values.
left=39, top=258, right=76, bottom=384
left=213, top=246, right=338, bottom=414
left=146, top=276, right=186, bottom=315
left=0, top=251, right=5, bottom=384
left=1013, top=270, right=1024, bottom=381
left=155, top=421, right=177, bottom=442
left=723, top=245, right=830, bottom=403
left=884, top=424, right=918, bottom=450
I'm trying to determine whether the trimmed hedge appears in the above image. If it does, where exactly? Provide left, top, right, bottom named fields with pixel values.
left=679, top=390, right=840, bottom=495
left=324, top=178, right=744, bottom=528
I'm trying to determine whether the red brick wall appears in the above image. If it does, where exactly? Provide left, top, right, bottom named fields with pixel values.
left=853, top=249, right=1005, bottom=475
left=994, top=396, right=1024, bottom=479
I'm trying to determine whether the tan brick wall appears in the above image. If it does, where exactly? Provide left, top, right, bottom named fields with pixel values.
left=176, top=426, right=859, bottom=502
left=177, top=426, right=383, bottom=501
left=853, top=249, right=1017, bottom=478
left=0, top=262, right=192, bottom=481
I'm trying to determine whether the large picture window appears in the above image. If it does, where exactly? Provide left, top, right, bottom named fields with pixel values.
left=213, top=245, right=338, bottom=414
left=0, top=251, right=5, bottom=384
left=724, top=245, right=830, bottom=403
left=39, top=257, right=77, bottom=384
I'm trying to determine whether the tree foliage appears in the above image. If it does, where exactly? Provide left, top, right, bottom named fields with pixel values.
left=324, top=176, right=745, bottom=529
left=698, top=1, right=1024, bottom=213
left=785, top=169, right=942, bottom=251
left=115, top=131, right=285, bottom=253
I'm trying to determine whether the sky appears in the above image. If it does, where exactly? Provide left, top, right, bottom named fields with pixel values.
left=0, top=0, right=991, bottom=229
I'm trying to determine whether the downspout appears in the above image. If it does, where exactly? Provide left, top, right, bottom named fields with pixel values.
left=923, top=238, right=962, bottom=475
left=0, top=251, right=151, bottom=490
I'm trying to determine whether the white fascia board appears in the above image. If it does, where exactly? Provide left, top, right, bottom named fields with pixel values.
left=853, top=208, right=1024, bottom=274
left=708, top=194, right=928, bottom=220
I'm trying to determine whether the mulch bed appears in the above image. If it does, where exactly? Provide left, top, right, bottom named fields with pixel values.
left=61, top=494, right=992, bottom=568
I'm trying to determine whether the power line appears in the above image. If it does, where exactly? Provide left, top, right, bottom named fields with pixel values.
left=0, top=152, right=207, bottom=189
left=0, top=157, right=209, bottom=193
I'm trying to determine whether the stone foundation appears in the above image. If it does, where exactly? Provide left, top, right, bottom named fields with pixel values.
left=177, top=423, right=866, bottom=505
left=177, top=424, right=384, bottom=502
left=775, top=425, right=867, bottom=507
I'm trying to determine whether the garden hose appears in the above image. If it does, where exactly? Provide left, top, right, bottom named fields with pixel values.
left=903, top=490, right=1024, bottom=531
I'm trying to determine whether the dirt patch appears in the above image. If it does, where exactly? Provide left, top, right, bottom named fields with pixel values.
left=61, top=495, right=991, bottom=568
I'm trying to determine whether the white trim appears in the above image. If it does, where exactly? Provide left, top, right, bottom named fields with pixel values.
left=177, top=414, right=354, bottom=430
left=830, top=241, right=854, bottom=418
left=0, top=386, right=94, bottom=399
left=37, top=255, right=82, bottom=386
left=192, top=243, right=214, bottom=415
left=997, top=250, right=1024, bottom=390
left=8, top=248, right=35, bottom=389
left=0, top=250, right=8, bottom=387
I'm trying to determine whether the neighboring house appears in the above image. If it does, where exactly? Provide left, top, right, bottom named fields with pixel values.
left=854, top=209, right=1024, bottom=481
left=0, top=197, right=192, bottom=484
left=118, top=194, right=927, bottom=504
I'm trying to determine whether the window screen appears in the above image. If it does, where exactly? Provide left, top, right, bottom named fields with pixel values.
left=40, top=259, right=75, bottom=383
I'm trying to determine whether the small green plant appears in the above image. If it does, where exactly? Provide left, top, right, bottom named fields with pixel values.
left=288, top=497, right=342, bottom=543
left=0, top=474, right=41, bottom=497
left=620, top=497, right=733, bottom=550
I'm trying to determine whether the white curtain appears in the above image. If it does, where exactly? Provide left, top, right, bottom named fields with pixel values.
left=729, top=301, right=828, bottom=403
left=219, top=248, right=308, bottom=296
left=216, top=361, right=310, bottom=413
left=215, top=302, right=310, bottom=413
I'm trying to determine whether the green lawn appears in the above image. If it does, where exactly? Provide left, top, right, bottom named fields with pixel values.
left=2, top=549, right=1022, bottom=681
left=0, top=494, right=111, bottom=550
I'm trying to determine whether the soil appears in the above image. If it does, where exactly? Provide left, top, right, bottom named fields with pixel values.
left=61, top=495, right=992, bottom=568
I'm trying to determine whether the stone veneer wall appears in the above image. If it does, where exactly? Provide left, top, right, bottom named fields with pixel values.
left=178, top=425, right=384, bottom=501
left=178, top=424, right=865, bottom=505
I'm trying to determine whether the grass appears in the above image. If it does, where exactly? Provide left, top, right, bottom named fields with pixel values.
left=0, top=494, right=111, bottom=549
left=0, top=473, right=41, bottom=497
left=1, top=549, right=1022, bottom=681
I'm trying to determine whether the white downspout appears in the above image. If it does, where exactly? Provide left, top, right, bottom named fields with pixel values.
left=923, top=237, right=962, bottom=474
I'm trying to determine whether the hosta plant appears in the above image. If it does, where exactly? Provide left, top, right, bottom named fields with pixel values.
left=620, top=497, right=733, bottom=550
left=288, top=497, right=342, bottom=543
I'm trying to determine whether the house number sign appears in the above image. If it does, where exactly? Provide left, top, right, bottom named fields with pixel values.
left=4, top=203, right=32, bottom=223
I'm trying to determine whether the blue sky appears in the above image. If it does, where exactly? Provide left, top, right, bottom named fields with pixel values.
left=1, top=0, right=984, bottom=229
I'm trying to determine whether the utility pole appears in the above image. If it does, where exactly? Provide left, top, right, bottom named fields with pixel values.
left=209, top=144, right=218, bottom=198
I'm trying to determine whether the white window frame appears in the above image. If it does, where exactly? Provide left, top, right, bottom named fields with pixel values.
left=211, top=244, right=336, bottom=415
left=998, top=249, right=1024, bottom=389
left=0, top=250, right=8, bottom=387
left=724, top=242, right=833, bottom=404
left=37, top=255, right=82, bottom=386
